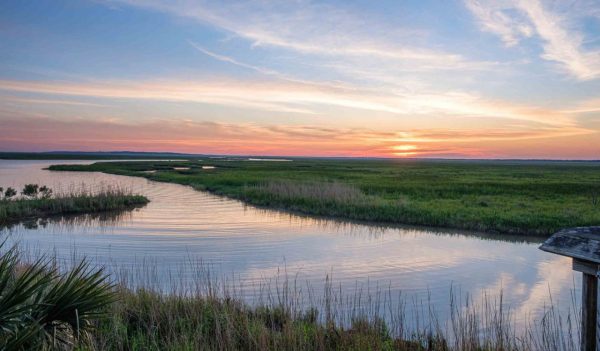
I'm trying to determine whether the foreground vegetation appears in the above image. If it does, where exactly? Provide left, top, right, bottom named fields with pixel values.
left=0, top=244, right=114, bottom=350
left=91, top=287, right=572, bottom=351
left=50, top=159, right=600, bottom=235
left=0, top=184, right=149, bottom=225
left=0, top=243, right=578, bottom=350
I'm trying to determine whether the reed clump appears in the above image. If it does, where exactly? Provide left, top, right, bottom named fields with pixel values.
left=0, top=184, right=149, bottom=225
left=92, top=288, right=421, bottom=351
left=246, top=181, right=373, bottom=205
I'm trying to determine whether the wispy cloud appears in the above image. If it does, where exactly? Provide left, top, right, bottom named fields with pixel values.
left=114, top=0, right=494, bottom=74
left=188, top=41, right=357, bottom=91
left=397, top=126, right=591, bottom=143
left=563, top=96, right=600, bottom=114
left=188, top=41, right=280, bottom=77
left=465, top=0, right=600, bottom=80
left=0, top=95, right=108, bottom=107
left=0, top=78, right=578, bottom=128
left=517, top=0, right=600, bottom=80
left=464, top=0, right=533, bottom=47
left=0, top=79, right=318, bottom=115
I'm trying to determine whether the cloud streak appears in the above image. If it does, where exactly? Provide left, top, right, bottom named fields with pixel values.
left=115, top=0, right=495, bottom=74
left=465, top=0, right=600, bottom=80
left=0, top=78, right=579, bottom=128
left=464, top=0, right=533, bottom=47
left=189, top=41, right=280, bottom=77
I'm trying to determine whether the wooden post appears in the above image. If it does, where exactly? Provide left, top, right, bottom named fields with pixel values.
left=582, top=272, right=597, bottom=351
left=597, top=272, right=600, bottom=351
left=539, top=227, right=600, bottom=351
left=573, top=259, right=600, bottom=351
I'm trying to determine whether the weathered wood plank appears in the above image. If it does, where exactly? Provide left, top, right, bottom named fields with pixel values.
left=582, top=273, right=597, bottom=351
left=540, top=227, right=600, bottom=264
left=574, top=258, right=600, bottom=275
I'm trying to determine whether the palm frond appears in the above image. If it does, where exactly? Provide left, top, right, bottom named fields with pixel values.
left=0, top=241, right=115, bottom=349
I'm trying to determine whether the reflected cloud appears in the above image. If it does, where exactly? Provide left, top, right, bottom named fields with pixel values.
left=0, top=206, right=142, bottom=232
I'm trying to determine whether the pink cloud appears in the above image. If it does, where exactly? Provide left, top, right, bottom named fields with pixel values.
left=1, top=115, right=598, bottom=159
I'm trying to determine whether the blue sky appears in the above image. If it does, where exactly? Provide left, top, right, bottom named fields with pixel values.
left=1, top=0, right=599, bottom=158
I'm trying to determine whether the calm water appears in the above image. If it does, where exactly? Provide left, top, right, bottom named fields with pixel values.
left=0, top=160, right=579, bottom=328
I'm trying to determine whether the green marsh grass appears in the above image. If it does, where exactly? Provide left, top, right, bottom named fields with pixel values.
left=49, top=159, right=600, bottom=235
left=246, top=180, right=374, bottom=205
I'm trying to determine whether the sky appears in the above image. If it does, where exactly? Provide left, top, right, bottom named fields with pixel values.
left=1, top=0, right=600, bottom=159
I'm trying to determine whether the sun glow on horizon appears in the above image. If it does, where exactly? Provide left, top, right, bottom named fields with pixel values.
left=390, top=145, right=417, bottom=157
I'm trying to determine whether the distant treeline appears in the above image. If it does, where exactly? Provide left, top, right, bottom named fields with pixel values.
left=0, top=152, right=198, bottom=160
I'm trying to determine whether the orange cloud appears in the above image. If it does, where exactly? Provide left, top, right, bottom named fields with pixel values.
left=1, top=115, right=598, bottom=159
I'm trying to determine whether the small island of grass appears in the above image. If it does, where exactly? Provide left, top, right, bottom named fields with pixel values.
left=0, top=184, right=149, bottom=225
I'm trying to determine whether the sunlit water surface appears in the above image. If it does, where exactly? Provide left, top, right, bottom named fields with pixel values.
left=0, top=160, right=580, bottom=332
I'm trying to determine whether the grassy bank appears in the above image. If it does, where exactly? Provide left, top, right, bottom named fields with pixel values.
left=49, top=159, right=600, bottom=235
left=0, top=243, right=578, bottom=351
left=91, top=287, right=570, bottom=351
left=0, top=185, right=149, bottom=225
left=94, top=288, right=432, bottom=351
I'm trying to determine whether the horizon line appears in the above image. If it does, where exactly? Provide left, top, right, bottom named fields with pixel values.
left=1, top=150, right=599, bottom=162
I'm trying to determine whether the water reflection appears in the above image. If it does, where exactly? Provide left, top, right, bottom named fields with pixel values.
left=1, top=208, right=139, bottom=231
left=245, top=204, right=545, bottom=244
left=0, top=159, right=579, bottom=332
